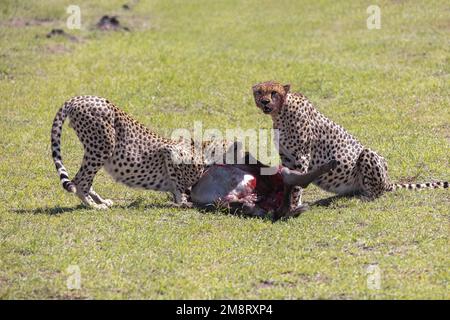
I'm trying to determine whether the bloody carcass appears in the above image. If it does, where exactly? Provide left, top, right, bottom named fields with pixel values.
left=190, top=154, right=337, bottom=220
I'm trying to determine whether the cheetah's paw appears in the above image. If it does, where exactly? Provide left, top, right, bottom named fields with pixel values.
left=92, top=203, right=110, bottom=210
left=174, top=201, right=194, bottom=209
left=103, top=199, right=114, bottom=207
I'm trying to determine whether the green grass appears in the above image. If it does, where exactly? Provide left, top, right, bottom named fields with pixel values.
left=0, top=0, right=449, bottom=299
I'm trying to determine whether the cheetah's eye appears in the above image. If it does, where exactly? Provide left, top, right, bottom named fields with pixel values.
left=256, top=90, right=262, bottom=95
left=271, top=91, right=278, bottom=97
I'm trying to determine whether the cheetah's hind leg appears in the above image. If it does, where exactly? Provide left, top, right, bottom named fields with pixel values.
left=72, top=153, right=113, bottom=210
left=70, top=118, right=115, bottom=210
left=356, top=148, right=389, bottom=201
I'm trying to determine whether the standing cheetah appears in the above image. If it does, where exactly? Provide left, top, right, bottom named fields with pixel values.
left=252, top=81, right=448, bottom=212
left=51, top=96, right=225, bottom=209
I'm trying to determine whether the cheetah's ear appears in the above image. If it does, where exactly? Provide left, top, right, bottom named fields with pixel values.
left=283, top=84, right=291, bottom=93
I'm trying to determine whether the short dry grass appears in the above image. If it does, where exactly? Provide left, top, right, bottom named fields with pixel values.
left=0, top=0, right=448, bottom=299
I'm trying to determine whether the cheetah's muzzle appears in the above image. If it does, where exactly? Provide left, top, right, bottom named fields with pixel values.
left=262, top=106, right=272, bottom=114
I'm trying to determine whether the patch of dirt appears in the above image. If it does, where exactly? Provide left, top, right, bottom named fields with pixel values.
left=330, top=293, right=353, bottom=300
left=262, top=279, right=297, bottom=289
left=256, top=280, right=277, bottom=289
left=356, top=241, right=374, bottom=251
left=13, top=248, right=34, bottom=256
left=438, top=21, right=450, bottom=31
left=45, top=43, right=72, bottom=54
left=298, top=272, right=330, bottom=284
left=440, top=123, right=450, bottom=144
left=256, top=272, right=330, bottom=290
left=357, top=221, right=368, bottom=228
left=46, top=28, right=79, bottom=42
left=122, top=0, right=140, bottom=11
left=96, top=15, right=130, bottom=31
left=314, top=240, right=330, bottom=248
left=0, top=276, right=11, bottom=287
left=1, top=18, right=54, bottom=28
left=46, top=28, right=63, bottom=37
left=387, top=242, right=419, bottom=256
left=0, top=69, right=14, bottom=80
left=41, top=289, right=89, bottom=300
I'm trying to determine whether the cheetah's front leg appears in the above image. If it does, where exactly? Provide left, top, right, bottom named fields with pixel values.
left=287, top=153, right=311, bottom=210
left=171, top=187, right=193, bottom=208
left=161, top=147, right=195, bottom=208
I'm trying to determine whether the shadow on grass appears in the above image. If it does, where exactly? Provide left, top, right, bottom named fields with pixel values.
left=193, top=203, right=274, bottom=222
left=117, top=197, right=273, bottom=221
left=11, top=198, right=192, bottom=216
left=114, top=197, right=176, bottom=210
left=309, top=194, right=356, bottom=208
left=12, top=205, right=86, bottom=215
left=12, top=196, right=333, bottom=221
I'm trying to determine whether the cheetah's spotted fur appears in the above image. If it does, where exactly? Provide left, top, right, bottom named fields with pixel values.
left=51, top=96, right=229, bottom=209
left=252, top=81, right=448, bottom=209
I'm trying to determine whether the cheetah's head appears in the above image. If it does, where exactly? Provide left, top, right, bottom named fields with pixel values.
left=252, top=81, right=290, bottom=115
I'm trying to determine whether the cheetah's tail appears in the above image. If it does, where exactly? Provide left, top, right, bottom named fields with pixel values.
left=51, top=102, right=76, bottom=193
left=388, top=181, right=448, bottom=191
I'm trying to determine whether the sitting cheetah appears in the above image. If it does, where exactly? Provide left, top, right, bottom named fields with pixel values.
left=51, top=96, right=230, bottom=209
left=252, top=81, right=448, bottom=213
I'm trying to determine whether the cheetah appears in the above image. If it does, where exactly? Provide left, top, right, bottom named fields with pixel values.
left=252, top=81, right=448, bottom=214
left=51, top=96, right=231, bottom=209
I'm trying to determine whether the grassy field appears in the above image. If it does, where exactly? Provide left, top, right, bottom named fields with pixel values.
left=0, top=0, right=449, bottom=299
